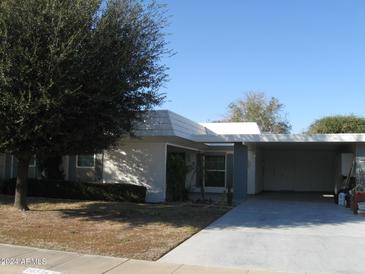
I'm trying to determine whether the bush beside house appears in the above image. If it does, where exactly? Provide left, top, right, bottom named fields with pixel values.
left=0, top=179, right=146, bottom=203
left=307, top=115, right=365, bottom=134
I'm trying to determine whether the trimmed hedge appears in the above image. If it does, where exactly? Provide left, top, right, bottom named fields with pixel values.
left=0, top=179, right=146, bottom=203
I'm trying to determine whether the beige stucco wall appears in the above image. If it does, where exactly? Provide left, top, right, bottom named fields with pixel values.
left=103, top=140, right=167, bottom=202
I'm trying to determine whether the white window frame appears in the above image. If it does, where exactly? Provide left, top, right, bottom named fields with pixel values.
left=76, top=154, right=96, bottom=169
left=203, top=154, right=227, bottom=192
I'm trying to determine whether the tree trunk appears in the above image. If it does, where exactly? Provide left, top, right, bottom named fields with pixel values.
left=14, top=155, right=31, bottom=211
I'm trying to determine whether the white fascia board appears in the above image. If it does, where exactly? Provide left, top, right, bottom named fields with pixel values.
left=190, top=133, right=365, bottom=143
left=199, top=122, right=261, bottom=135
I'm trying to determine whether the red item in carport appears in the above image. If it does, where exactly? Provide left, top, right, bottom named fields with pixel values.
left=352, top=192, right=365, bottom=214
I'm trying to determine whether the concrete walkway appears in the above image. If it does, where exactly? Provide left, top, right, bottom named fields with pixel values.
left=160, top=193, right=365, bottom=274
left=0, top=244, right=290, bottom=274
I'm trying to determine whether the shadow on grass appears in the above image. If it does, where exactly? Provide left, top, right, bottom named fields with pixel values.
left=0, top=194, right=230, bottom=229
left=3, top=192, right=365, bottom=231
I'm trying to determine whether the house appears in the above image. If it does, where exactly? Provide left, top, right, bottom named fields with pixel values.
left=1, top=109, right=365, bottom=202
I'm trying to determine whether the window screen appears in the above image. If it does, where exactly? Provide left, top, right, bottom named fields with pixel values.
left=77, top=155, right=95, bottom=168
left=205, top=155, right=225, bottom=187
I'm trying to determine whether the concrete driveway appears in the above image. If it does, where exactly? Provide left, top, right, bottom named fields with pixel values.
left=160, top=193, right=365, bottom=274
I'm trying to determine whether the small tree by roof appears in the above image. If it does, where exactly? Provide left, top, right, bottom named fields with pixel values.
left=222, top=91, right=292, bottom=134
left=307, top=115, right=365, bottom=134
left=0, top=0, right=170, bottom=210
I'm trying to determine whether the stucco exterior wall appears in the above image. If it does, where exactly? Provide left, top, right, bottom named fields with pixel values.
left=247, top=149, right=256, bottom=194
left=103, top=141, right=167, bottom=203
left=67, top=154, right=103, bottom=182
left=334, top=153, right=342, bottom=194
left=6, top=156, right=39, bottom=179
left=254, top=149, right=264, bottom=194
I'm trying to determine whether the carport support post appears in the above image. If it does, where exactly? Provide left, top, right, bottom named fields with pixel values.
left=233, top=142, right=248, bottom=202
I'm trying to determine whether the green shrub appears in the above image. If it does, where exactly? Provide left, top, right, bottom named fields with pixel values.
left=0, top=179, right=146, bottom=202
left=307, top=115, right=365, bottom=134
left=166, top=153, right=191, bottom=202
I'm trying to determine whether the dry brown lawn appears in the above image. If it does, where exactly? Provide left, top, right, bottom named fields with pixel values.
left=0, top=195, right=230, bottom=260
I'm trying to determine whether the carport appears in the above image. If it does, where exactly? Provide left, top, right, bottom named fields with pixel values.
left=242, top=134, right=365, bottom=200
left=252, top=142, right=354, bottom=193
left=193, top=133, right=365, bottom=200
left=161, top=136, right=365, bottom=273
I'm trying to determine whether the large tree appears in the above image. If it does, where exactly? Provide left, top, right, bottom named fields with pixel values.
left=307, top=115, right=365, bottom=134
left=0, top=0, right=169, bottom=210
left=223, top=91, right=291, bottom=133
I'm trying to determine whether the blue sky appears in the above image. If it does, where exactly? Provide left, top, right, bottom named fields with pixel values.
left=157, top=0, right=365, bottom=133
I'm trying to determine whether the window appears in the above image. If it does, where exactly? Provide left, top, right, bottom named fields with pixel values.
left=76, top=155, right=95, bottom=168
left=204, top=155, right=226, bottom=187
left=29, top=155, right=36, bottom=167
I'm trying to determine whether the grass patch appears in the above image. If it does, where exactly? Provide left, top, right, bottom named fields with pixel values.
left=0, top=195, right=230, bottom=260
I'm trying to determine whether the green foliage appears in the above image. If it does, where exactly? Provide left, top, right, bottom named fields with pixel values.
left=0, top=178, right=146, bottom=202
left=166, top=153, right=191, bottom=201
left=0, top=0, right=169, bottom=157
left=307, top=115, right=365, bottom=134
left=223, top=91, right=291, bottom=133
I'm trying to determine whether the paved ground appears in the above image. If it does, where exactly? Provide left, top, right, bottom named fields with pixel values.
left=160, top=193, right=365, bottom=274
left=0, top=244, right=290, bottom=274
